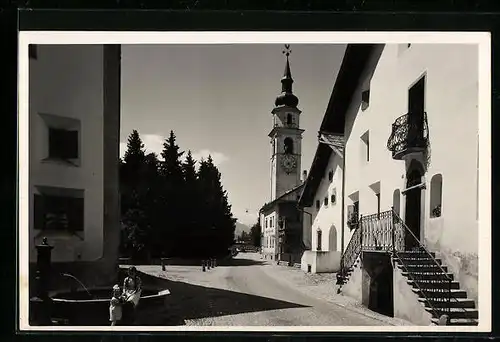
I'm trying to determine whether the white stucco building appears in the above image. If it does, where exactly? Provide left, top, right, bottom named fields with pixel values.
left=28, top=44, right=121, bottom=286
left=299, top=43, right=479, bottom=325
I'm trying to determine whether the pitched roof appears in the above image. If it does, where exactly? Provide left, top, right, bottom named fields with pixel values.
left=299, top=44, right=378, bottom=207
left=260, top=183, right=305, bottom=213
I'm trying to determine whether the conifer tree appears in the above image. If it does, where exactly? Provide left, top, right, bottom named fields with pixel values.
left=158, top=130, right=185, bottom=256
left=181, top=150, right=199, bottom=256
left=198, top=156, right=237, bottom=257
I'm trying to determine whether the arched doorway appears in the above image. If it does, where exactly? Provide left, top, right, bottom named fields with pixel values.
left=405, top=161, right=424, bottom=250
left=329, top=225, right=337, bottom=251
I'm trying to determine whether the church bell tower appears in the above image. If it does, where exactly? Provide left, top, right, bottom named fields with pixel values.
left=269, top=45, right=304, bottom=201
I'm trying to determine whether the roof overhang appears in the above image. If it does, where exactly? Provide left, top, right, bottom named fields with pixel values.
left=298, top=44, right=379, bottom=207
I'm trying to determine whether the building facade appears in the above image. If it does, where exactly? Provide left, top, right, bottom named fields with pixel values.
left=29, top=44, right=121, bottom=289
left=300, top=44, right=479, bottom=325
left=260, top=47, right=308, bottom=263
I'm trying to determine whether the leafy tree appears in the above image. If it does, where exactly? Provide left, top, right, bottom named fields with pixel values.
left=121, top=192, right=151, bottom=261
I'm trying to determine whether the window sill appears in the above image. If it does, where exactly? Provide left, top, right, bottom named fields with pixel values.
left=41, top=157, right=80, bottom=167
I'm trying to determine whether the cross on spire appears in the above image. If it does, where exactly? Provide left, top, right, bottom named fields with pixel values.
left=282, top=44, right=292, bottom=57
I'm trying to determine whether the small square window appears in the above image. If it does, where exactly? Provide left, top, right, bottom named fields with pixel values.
left=316, top=200, right=320, bottom=210
left=331, top=194, right=336, bottom=205
left=328, top=170, right=334, bottom=182
left=34, top=193, right=84, bottom=231
left=49, top=128, right=79, bottom=160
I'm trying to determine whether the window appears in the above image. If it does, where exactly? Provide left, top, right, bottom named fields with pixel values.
left=376, top=193, right=381, bottom=216
left=284, top=137, right=294, bottom=154
left=34, top=193, right=84, bottom=231
left=360, top=130, right=370, bottom=162
left=324, top=196, right=329, bottom=206
left=316, top=200, right=320, bottom=210
left=430, top=174, right=443, bottom=218
left=286, top=113, right=293, bottom=126
left=49, top=128, right=79, bottom=160
left=407, top=43, right=412, bottom=48
left=316, top=229, right=322, bottom=251
left=29, top=44, right=38, bottom=59
left=361, top=89, right=370, bottom=111
left=265, top=218, right=268, bottom=228
left=331, top=189, right=337, bottom=205
left=328, top=170, right=334, bottom=182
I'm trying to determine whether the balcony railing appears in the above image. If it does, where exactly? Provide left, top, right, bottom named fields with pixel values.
left=387, top=112, right=429, bottom=160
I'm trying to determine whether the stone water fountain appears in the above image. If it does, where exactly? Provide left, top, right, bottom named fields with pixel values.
left=29, top=238, right=171, bottom=326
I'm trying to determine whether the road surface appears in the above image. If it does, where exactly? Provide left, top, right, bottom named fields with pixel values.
left=154, top=253, right=388, bottom=326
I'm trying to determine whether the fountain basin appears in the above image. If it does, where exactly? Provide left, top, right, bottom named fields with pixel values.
left=50, top=287, right=170, bottom=325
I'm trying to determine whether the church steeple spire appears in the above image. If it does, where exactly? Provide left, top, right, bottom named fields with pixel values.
left=275, top=44, right=299, bottom=108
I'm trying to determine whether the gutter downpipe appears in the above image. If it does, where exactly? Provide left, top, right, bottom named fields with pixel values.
left=340, top=151, right=346, bottom=255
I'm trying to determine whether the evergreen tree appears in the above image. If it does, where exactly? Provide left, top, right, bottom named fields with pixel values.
left=250, top=218, right=262, bottom=247
left=181, top=150, right=199, bottom=257
left=143, top=152, right=162, bottom=256
left=120, top=130, right=149, bottom=258
left=198, top=156, right=237, bottom=257
left=158, top=130, right=185, bottom=256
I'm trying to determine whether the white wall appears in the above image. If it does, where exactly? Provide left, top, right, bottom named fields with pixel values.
left=342, top=44, right=479, bottom=301
left=261, top=211, right=278, bottom=257
left=309, top=155, right=343, bottom=254
left=29, top=45, right=105, bottom=263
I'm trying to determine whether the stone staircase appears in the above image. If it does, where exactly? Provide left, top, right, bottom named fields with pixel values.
left=396, top=249, right=478, bottom=326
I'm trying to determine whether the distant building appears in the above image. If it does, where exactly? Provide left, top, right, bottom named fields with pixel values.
left=29, top=44, right=121, bottom=289
left=259, top=46, right=310, bottom=264
left=299, top=44, right=479, bottom=325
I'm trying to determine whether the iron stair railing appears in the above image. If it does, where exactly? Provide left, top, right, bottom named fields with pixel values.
left=338, top=207, right=469, bottom=324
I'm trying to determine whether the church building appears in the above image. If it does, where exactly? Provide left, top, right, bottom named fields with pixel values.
left=259, top=46, right=310, bottom=264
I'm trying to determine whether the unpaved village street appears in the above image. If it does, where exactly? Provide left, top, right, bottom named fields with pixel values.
left=136, top=253, right=413, bottom=326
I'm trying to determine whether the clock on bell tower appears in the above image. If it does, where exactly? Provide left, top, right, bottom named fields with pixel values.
left=269, top=45, right=305, bottom=201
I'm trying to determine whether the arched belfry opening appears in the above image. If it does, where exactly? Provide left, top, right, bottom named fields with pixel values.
left=284, top=137, right=294, bottom=154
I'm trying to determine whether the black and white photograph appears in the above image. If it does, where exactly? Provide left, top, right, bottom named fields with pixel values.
left=18, top=32, right=491, bottom=331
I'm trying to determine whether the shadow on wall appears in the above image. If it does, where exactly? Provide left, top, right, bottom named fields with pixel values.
left=136, top=271, right=310, bottom=325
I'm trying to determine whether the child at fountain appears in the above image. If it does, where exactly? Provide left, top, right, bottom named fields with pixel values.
left=109, top=284, right=123, bottom=326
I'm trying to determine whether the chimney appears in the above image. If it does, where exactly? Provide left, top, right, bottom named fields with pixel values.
left=302, top=170, right=308, bottom=182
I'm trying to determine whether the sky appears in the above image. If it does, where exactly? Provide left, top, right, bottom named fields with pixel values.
left=120, top=44, right=346, bottom=226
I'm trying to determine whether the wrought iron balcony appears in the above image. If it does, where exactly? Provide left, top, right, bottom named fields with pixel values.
left=387, top=112, right=429, bottom=160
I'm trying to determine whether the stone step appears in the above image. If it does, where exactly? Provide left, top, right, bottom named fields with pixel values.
left=401, top=264, right=448, bottom=273
left=425, top=307, right=478, bottom=319
left=407, top=279, right=460, bottom=290
left=412, top=288, right=468, bottom=299
left=431, top=317, right=479, bottom=326
left=399, top=251, right=436, bottom=258
left=418, top=297, right=476, bottom=309
left=402, top=271, right=454, bottom=281
left=399, top=258, right=443, bottom=265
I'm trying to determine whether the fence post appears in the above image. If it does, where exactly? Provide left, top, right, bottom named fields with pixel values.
left=359, top=214, right=364, bottom=257
left=391, top=207, right=396, bottom=254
